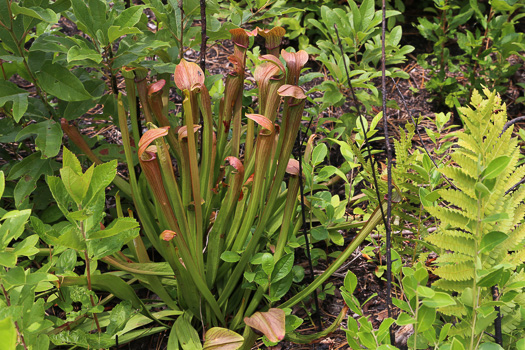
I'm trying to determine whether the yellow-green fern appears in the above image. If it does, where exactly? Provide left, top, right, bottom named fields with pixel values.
left=425, top=88, right=525, bottom=347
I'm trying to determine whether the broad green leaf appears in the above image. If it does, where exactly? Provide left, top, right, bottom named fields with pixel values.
left=439, top=323, right=452, bottom=342
left=416, top=305, right=436, bottom=332
left=261, top=253, right=274, bottom=276
left=421, top=292, right=455, bottom=308
left=0, top=209, right=31, bottom=248
left=0, top=252, right=17, bottom=267
left=12, top=234, right=39, bottom=256
left=3, top=266, right=26, bottom=286
left=67, top=45, right=103, bottom=63
left=70, top=0, right=98, bottom=38
left=88, top=217, right=139, bottom=240
left=395, top=313, right=415, bottom=325
left=11, top=3, right=59, bottom=23
left=7, top=152, right=55, bottom=208
left=475, top=182, right=491, bottom=199
left=311, top=143, right=327, bottom=166
left=220, top=251, right=240, bottom=263
left=35, top=62, right=92, bottom=101
left=477, top=267, right=504, bottom=287
left=0, top=318, right=17, bottom=350
left=113, top=5, right=144, bottom=27
left=203, top=327, right=243, bottom=350
left=311, top=226, right=328, bottom=240
left=67, top=208, right=93, bottom=221
left=271, top=253, right=294, bottom=283
left=0, top=80, right=29, bottom=122
left=47, top=176, right=74, bottom=219
left=244, top=309, right=285, bottom=343
left=416, top=285, right=435, bottom=298
left=343, top=270, right=358, bottom=294
left=175, top=314, right=203, bottom=350
left=482, top=212, right=509, bottom=223
left=88, top=224, right=139, bottom=259
left=57, top=224, right=86, bottom=250
left=269, top=273, right=293, bottom=301
left=60, top=166, right=91, bottom=204
left=87, top=160, right=117, bottom=197
left=107, top=301, right=133, bottom=336
left=451, top=337, right=466, bottom=350
left=479, top=231, right=507, bottom=254
left=108, top=26, right=142, bottom=44
left=62, top=147, right=83, bottom=175
left=15, top=120, right=62, bottom=158
left=482, top=156, right=511, bottom=180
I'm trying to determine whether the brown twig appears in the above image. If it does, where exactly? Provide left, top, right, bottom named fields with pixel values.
left=381, top=0, right=395, bottom=344
left=199, top=0, right=207, bottom=72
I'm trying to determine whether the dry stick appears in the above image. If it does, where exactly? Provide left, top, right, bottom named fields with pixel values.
left=390, top=77, right=458, bottom=191
left=0, top=282, right=28, bottom=350
left=492, top=285, right=502, bottom=346
left=502, top=116, right=525, bottom=194
left=380, top=0, right=395, bottom=344
left=297, top=116, right=322, bottom=331
left=199, top=0, right=207, bottom=73
left=179, top=0, right=184, bottom=61
left=333, top=23, right=392, bottom=336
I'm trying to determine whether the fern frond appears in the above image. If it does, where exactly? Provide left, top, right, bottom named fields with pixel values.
left=426, top=230, right=475, bottom=256
left=433, top=279, right=473, bottom=292
left=425, top=206, right=471, bottom=230
left=450, top=153, right=479, bottom=179
left=447, top=319, right=471, bottom=337
left=439, top=189, right=478, bottom=221
left=512, top=203, right=525, bottom=227
left=502, top=312, right=522, bottom=334
left=437, top=304, right=467, bottom=317
left=439, top=167, right=476, bottom=198
left=507, top=245, right=525, bottom=265
left=507, top=165, right=525, bottom=198
left=456, top=132, right=482, bottom=155
left=434, top=261, right=474, bottom=281
left=435, top=252, right=474, bottom=264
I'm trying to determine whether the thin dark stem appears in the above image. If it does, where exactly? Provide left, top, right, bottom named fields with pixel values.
left=179, top=0, right=184, bottom=61
left=502, top=115, right=525, bottom=135
left=334, top=22, right=393, bottom=342
left=381, top=0, right=395, bottom=344
left=503, top=116, right=525, bottom=194
left=1, top=282, right=28, bottom=350
left=199, top=0, right=207, bottom=72
left=492, top=285, right=502, bottom=346
left=390, top=77, right=458, bottom=191
left=297, top=119, right=322, bottom=331
left=333, top=27, right=389, bottom=244
left=107, top=46, right=119, bottom=95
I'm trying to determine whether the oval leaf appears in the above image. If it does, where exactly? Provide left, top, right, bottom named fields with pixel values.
left=482, top=156, right=511, bottom=180
left=244, top=308, right=285, bottom=343
left=203, top=327, right=243, bottom=350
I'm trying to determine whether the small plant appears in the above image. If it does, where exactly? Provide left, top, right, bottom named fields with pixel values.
left=424, top=88, right=525, bottom=348
left=416, top=0, right=525, bottom=107
left=306, top=0, right=414, bottom=111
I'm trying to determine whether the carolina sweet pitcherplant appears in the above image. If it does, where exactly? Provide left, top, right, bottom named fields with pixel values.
left=68, top=27, right=393, bottom=348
